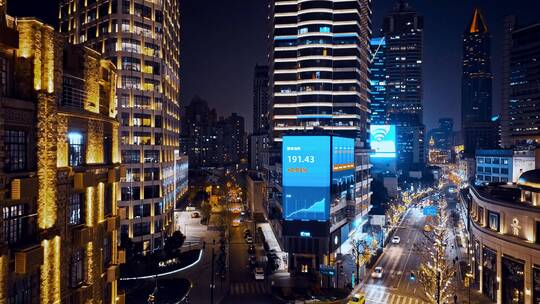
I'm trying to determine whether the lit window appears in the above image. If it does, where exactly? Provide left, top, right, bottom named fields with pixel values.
left=68, top=132, right=85, bottom=167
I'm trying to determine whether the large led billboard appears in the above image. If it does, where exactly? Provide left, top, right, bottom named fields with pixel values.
left=283, top=136, right=330, bottom=221
left=370, top=125, right=396, bottom=158
left=332, top=137, right=355, bottom=186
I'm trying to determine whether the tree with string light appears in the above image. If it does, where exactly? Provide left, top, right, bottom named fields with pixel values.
left=415, top=199, right=456, bottom=304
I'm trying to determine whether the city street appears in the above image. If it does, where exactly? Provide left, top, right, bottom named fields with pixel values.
left=362, top=206, right=429, bottom=304
left=222, top=220, right=274, bottom=303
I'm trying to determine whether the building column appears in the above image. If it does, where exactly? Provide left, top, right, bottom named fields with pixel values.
left=525, top=259, right=532, bottom=304
left=497, top=250, right=502, bottom=304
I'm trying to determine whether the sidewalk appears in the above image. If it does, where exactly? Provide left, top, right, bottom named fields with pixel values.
left=448, top=201, right=493, bottom=304
left=170, top=210, right=230, bottom=303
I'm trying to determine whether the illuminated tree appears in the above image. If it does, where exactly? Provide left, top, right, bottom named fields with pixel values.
left=351, top=235, right=379, bottom=284
left=386, top=200, right=406, bottom=230
left=415, top=199, right=456, bottom=304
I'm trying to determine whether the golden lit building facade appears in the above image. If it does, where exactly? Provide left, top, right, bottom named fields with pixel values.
left=0, top=6, right=124, bottom=303
left=59, top=0, right=182, bottom=254
left=467, top=170, right=540, bottom=304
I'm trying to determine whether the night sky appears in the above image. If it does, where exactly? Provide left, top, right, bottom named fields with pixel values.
left=8, top=0, right=540, bottom=132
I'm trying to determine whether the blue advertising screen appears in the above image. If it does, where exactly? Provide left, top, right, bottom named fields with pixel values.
left=282, top=136, right=330, bottom=221
left=332, top=137, right=355, bottom=186
left=370, top=125, right=396, bottom=158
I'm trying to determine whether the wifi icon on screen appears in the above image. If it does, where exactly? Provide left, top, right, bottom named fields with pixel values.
left=372, top=126, right=389, bottom=141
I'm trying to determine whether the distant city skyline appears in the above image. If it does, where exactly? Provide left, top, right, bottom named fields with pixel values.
left=7, top=0, right=540, bottom=132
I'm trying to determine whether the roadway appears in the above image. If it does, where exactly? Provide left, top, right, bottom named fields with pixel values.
left=361, top=206, right=430, bottom=304
left=221, top=218, right=274, bottom=303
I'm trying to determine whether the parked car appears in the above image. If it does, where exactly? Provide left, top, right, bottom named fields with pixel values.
left=245, top=236, right=254, bottom=244
left=371, top=267, right=383, bottom=279
left=391, top=236, right=401, bottom=244
left=254, top=267, right=264, bottom=280
left=348, top=293, right=366, bottom=304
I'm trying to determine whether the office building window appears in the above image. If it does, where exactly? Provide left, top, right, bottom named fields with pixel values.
left=144, top=168, right=160, bottom=181
left=0, top=56, right=8, bottom=96
left=103, top=236, right=112, bottom=267
left=68, top=193, right=84, bottom=225
left=68, top=132, right=85, bottom=167
left=125, top=168, right=141, bottom=182
left=133, top=113, right=151, bottom=127
left=121, top=186, right=140, bottom=201
left=133, top=204, right=150, bottom=218
left=2, top=204, right=27, bottom=245
left=7, top=271, right=39, bottom=304
left=144, top=185, right=160, bottom=199
left=133, top=222, right=150, bottom=237
left=144, top=150, right=159, bottom=163
left=70, top=249, right=85, bottom=287
left=488, top=211, right=500, bottom=232
left=4, top=129, right=27, bottom=172
left=121, top=150, right=140, bottom=163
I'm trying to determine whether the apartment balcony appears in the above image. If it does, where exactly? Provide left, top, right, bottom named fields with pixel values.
left=106, top=215, right=120, bottom=233
left=10, top=176, right=38, bottom=201
left=106, top=265, right=120, bottom=283
left=14, top=244, right=44, bottom=274
left=72, top=225, right=94, bottom=246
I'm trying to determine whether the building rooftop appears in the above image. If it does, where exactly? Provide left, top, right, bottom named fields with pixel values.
left=517, top=169, right=540, bottom=190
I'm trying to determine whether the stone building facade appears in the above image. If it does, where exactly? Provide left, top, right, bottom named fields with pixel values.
left=467, top=170, right=540, bottom=304
left=0, top=5, right=123, bottom=304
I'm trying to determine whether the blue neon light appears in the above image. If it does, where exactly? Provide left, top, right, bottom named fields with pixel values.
left=370, top=125, right=397, bottom=158
left=282, top=136, right=330, bottom=221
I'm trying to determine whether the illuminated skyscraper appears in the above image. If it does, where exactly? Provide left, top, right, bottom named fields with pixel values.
left=268, top=0, right=372, bottom=274
left=59, top=0, right=181, bottom=254
left=382, top=0, right=425, bottom=170
left=501, top=16, right=540, bottom=147
left=370, top=37, right=388, bottom=125
left=461, top=8, right=498, bottom=155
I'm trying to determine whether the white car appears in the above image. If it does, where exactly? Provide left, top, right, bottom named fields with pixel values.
left=392, top=236, right=401, bottom=244
left=254, top=267, right=264, bottom=280
left=371, top=267, right=383, bottom=279
left=246, top=236, right=254, bottom=244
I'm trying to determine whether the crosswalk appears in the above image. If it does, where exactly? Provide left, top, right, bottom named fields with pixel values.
left=229, top=281, right=268, bottom=295
left=365, top=288, right=427, bottom=304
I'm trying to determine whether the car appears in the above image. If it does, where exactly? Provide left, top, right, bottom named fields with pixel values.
left=423, top=224, right=433, bottom=232
left=243, top=229, right=251, bottom=236
left=247, top=245, right=255, bottom=255
left=191, top=212, right=200, bottom=218
left=245, top=236, right=253, bottom=244
left=348, top=293, right=366, bottom=304
left=391, top=236, right=401, bottom=244
left=371, top=267, right=383, bottom=279
left=254, top=267, right=264, bottom=280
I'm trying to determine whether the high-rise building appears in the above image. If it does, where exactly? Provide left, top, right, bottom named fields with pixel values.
left=461, top=8, right=498, bottom=155
left=0, top=6, right=123, bottom=303
left=181, top=97, right=246, bottom=168
left=382, top=0, right=425, bottom=170
left=59, top=0, right=182, bottom=254
left=501, top=16, right=540, bottom=147
left=250, top=65, right=270, bottom=171
left=253, top=65, right=269, bottom=133
left=427, top=118, right=454, bottom=151
left=369, top=37, right=388, bottom=125
left=268, top=0, right=372, bottom=274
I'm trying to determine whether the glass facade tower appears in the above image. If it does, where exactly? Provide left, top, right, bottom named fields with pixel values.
left=59, top=0, right=181, bottom=254
left=382, top=0, right=425, bottom=170
left=370, top=37, right=387, bottom=125
left=268, top=0, right=372, bottom=274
